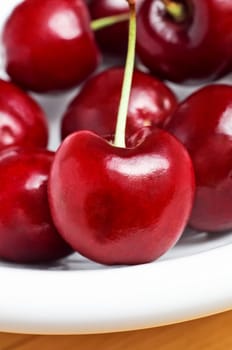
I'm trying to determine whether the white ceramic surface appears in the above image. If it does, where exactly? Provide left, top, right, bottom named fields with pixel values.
left=0, top=0, right=232, bottom=335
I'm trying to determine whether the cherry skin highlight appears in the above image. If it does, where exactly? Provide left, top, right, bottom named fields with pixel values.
left=137, top=0, right=232, bottom=84
left=48, top=130, right=195, bottom=265
left=0, top=79, right=48, bottom=150
left=3, top=0, right=100, bottom=92
left=89, top=0, right=143, bottom=54
left=0, top=147, right=72, bottom=263
left=61, top=68, right=178, bottom=146
left=166, top=84, right=232, bottom=232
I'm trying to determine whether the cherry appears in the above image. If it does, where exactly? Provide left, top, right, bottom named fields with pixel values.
left=137, top=0, right=232, bottom=84
left=89, top=0, right=143, bottom=54
left=166, top=84, right=232, bottom=232
left=48, top=130, right=195, bottom=265
left=0, top=147, right=72, bottom=263
left=61, top=67, right=178, bottom=146
left=48, top=1, right=195, bottom=265
left=0, top=79, right=48, bottom=150
left=2, top=0, right=100, bottom=93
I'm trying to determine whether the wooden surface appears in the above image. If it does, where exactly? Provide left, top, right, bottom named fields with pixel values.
left=1, top=310, right=232, bottom=349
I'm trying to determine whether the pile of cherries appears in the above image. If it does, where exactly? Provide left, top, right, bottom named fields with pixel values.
left=0, top=0, right=232, bottom=266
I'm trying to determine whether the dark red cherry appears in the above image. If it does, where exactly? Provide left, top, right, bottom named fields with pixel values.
left=0, top=79, right=48, bottom=150
left=61, top=67, right=177, bottom=146
left=3, top=0, right=100, bottom=93
left=0, top=147, right=72, bottom=263
left=166, top=84, right=232, bottom=232
left=137, top=0, right=232, bottom=84
left=48, top=130, right=195, bottom=265
left=89, top=0, right=143, bottom=54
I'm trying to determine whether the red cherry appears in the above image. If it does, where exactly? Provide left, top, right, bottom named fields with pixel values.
left=3, top=0, right=100, bottom=92
left=89, top=0, right=143, bottom=54
left=166, top=84, right=232, bottom=232
left=61, top=68, right=177, bottom=146
left=0, top=79, right=48, bottom=150
left=48, top=130, right=195, bottom=265
left=137, top=0, right=232, bottom=84
left=0, top=147, right=72, bottom=263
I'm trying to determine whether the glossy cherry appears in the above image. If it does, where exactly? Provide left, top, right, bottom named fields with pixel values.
left=137, top=0, right=232, bottom=84
left=0, top=79, right=48, bottom=150
left=0, top=147, right=72, bottom=263
left=166, top=84, right=232, bottom=232
left=48, top=130, right=195, bottom=265
left=89, top=0, right=143, bottom=54
left=3, top=0, right=100, bottom=92
left=61, top=67, right=178, bottom=146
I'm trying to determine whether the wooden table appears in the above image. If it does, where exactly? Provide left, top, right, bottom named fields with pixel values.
left=1, top=310, right=232, bottom=349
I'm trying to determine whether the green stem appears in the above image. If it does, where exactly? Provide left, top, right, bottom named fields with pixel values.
left=114, top=2, right=136, bottom=148
left=91, top=14, right=129, bottom=31
left=163, top=0, right=186, bottom=22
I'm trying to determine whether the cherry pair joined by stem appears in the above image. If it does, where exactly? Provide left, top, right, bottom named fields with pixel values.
left=89, top=0, right=143, bottom=54
left=4, top=0, right=232, bottom=92
left=48, top=1, right=195, bottom=265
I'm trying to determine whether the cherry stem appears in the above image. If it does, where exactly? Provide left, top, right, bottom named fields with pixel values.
left=91, top=14, right=129, bottom=31
left=163, top=0, right=186, bottom=22
left=114, top=1, right=136, bottom=148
